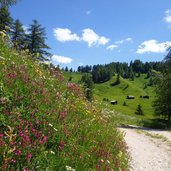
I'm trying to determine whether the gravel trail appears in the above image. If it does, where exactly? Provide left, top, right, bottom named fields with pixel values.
left=119, top=126, right=171, bottom=171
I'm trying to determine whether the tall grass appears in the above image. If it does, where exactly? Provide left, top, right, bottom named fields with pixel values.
left=0, top=34, right=129, bottom=170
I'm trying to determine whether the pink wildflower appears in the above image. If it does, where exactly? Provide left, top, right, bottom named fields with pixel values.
left=15, top=150, right=21, bottom=156
left=26, top=152, right=32, bottom=160
left=11, top=158, right=16, bottom=163
left=40, top=136, right=48, bottom=144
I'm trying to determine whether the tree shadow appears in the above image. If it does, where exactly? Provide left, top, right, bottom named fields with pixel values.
left=140, top=118, right=171, bottom=129
left=119, top=118, right=171, bottom=130
left=110, top=82, right=119, bottom=86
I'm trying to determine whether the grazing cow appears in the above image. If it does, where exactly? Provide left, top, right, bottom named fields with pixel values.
left=140, top=95, right=149, bottom=99
left=143, top=95, right=149, bottom=99
left=111, top=100, right=118, bottom=105
left=127, top=95, right=135, bottom=99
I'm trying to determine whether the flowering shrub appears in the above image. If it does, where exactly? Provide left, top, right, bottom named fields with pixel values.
left=0, top=35, right=129, bottom=170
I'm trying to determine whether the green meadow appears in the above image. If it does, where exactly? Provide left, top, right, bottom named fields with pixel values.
left=94, top=74, right=155, bottom=117
left=63, top=71, right=171, bottom=129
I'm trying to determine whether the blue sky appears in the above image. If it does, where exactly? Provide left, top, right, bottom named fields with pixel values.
left=10, top=0, right=171, bottom=69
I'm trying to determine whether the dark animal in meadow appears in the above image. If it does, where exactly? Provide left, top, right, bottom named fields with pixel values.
left=111, top=100, right=118, bottom=105
left=127, top=95, right=135, bottom=99
left=140, top=95, right=149, bottom=99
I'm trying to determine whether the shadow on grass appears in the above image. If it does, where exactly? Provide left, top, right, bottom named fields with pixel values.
left=110, top=82, right=119, bottom=86
left=140, top=118, right=171, bottom=129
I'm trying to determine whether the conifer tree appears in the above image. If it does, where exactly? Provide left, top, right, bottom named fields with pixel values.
left=135, top=104, right=144, bottom=115
left=0, top=6, right=12, bottom=33
left=129, top=66, right=134, bottom=81
left=0, top=0, right=18, bottom=7
left=123, top=101, right=127, bottom=106
left=116, top=73, right=120, bottom=84
left=11, top=19, right=25, bottom=50
left=65, top=66, right=68, bottom=72
left=26, top=20, right=51, bottom=61
left=153, top=49, right=171, bottom=121
left=82, top=74, right=94, bottom=101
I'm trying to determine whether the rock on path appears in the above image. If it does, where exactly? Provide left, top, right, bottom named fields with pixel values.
left=119, top=126, right=171, bottom=171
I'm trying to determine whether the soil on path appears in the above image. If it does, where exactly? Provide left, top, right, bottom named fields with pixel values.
left=119, top=126, right=171, bottom=171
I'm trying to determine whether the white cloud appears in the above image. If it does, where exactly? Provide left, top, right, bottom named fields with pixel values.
left=106, top=44, right=118, bottom=50
left=106, top=37, right=132, bottom=51
left=125, top=37, right=132, bottom=41
left=52, top=55, right=73, bottom=64
left=53, top=27, right=109, bottom=47
left=164, top=9, right=171, bottom=25
left=53, top=28, right=80, bottom=42
left=136, top=40, right=171, bottom=54
left=82, top=28, right=109, bottom=47
left=86, top=10, right=91, bottom=15
left=115, top=37, right=132, bottom=44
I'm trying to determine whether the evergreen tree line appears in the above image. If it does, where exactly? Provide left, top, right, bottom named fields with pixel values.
left=0, top=3, right=51, bottom=61
left=153, top=50, right=171, bottom=121
left=77, top=60, right=164, bottom=83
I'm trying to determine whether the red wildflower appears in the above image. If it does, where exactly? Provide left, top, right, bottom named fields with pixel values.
left=40, top=136, right=48, bottom=144
left=26, top=152, right=32, bottom=160
left=15, top=150, right=21, bottom=156
left=58, top=140, right=66, bottom=150
left=0, top=133, right=4, bottom=138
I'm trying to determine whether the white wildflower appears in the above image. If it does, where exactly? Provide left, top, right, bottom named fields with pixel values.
left=50, top=150, right=55, bottom=154
left=65, top=165, right=76, bottom=171
left=0, top=56, right=4, bottom=60
left=53, top=127, right=58, bottom=132
left=49, top=123, right=53, bottom=127
left=107, top=160, right=110, bottom=164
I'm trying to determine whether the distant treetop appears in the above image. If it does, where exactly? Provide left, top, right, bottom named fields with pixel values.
left=0, top=0, right=19, bottom=7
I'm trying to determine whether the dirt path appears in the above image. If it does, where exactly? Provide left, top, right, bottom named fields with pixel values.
left=119, top=126, right=171, bottom=171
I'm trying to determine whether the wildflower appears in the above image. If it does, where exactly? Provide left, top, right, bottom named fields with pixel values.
left=26, top=152, right=32, bottom=160
left=58, top=140, right=66, bottom=150
left=115, top=159, right=119, bottom=168
left=49, top=123, right=53, bottom=127
left=60, top=112, right=65, bottom=118
left=65, top=165, right=76, bottom=171
left=11, top=158, right=16, bottom=164
left=56, top=92, right=61, bottom=98
left=53, top=127, right=58, bottom=132
left=8, top=73, right=17, bottom=78
left=15, top=150, right=21, bottom=156
left=49, top=123, right=57, bottom=131
left=0, top=61, right=5, bottom=65
left=36, top=118, right=39, bottom=125
left=106, top=160, right=110, bottom=164
left=50, top=150, right=55, bottom=154
left=40, top=136, right=48, bottom=144
left=0, top=97, right=6, bottom=104
left=100, top=159, right=104, bottom=163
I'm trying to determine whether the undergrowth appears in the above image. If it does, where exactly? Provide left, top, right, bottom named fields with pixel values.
left=0, top=34, right=129, bottom=170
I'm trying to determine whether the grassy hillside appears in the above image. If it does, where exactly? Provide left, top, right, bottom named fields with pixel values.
left=0, top=35, right=129, bottom=170
left=63, top=72, right=155, bottom=117
left=63, top=72, right=171, bottom=129
left=94, top=74, right=155, bottom=118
